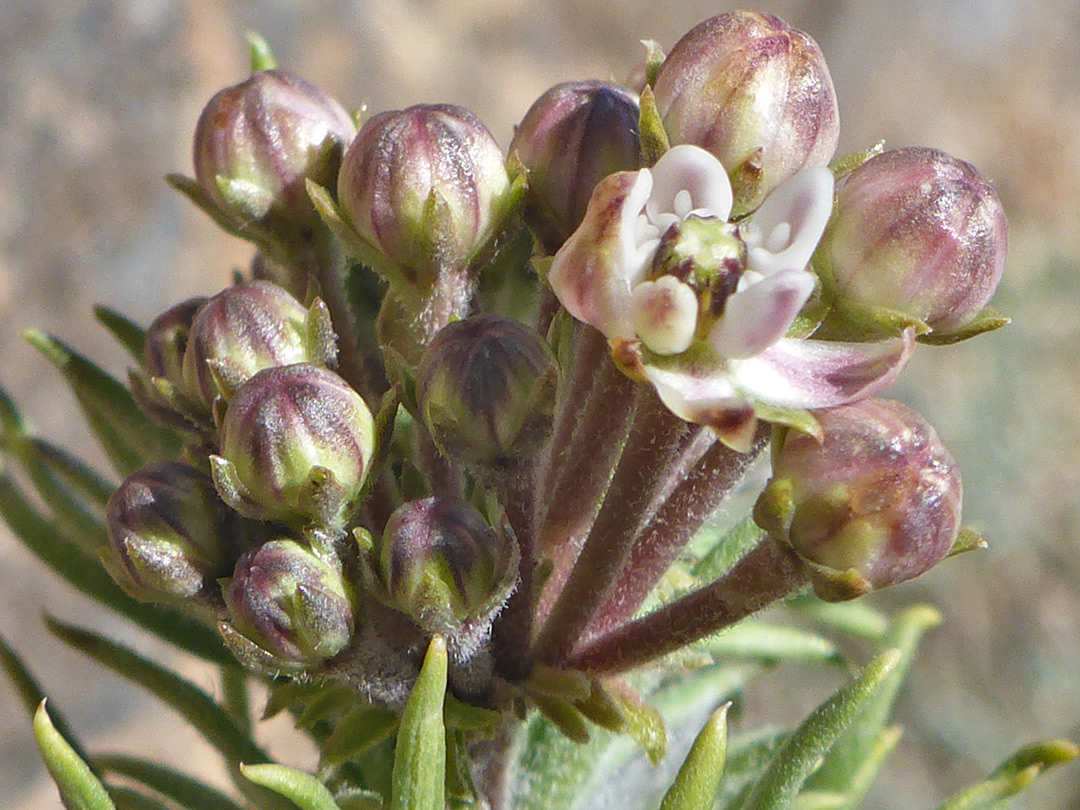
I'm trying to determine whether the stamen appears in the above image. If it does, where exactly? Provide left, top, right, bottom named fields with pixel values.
left=674, top=189, right=694, bottom=220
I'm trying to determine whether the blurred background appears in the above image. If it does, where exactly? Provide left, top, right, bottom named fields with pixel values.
left=1, top=1, right=1078, bottom=807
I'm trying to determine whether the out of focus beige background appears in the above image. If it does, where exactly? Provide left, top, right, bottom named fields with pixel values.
left=1, top=1, right=1078, bottom=808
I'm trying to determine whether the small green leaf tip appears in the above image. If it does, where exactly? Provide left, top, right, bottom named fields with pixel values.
left=247, top=32, right=278, bottom=73
left=935, top=740, right=1079, bottom=810
left=241, top=763, right=342, bottom=810
left=34, top=699, right=117, bottom=810
left=390, top=635, right=448, bottom=810
left=660, top=703, right=730, bottom=810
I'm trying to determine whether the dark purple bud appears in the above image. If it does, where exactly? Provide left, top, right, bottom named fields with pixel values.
left=337, top=104, right=513, bottom=280
left=194, top=69, right=356, bottom=234
left=104, top=462, right=240, bottom=602
left=510, top=81, right=642, bottom=253
left=212, top=364, right=375, bottom=528
left=144, top=298, right=207, bottom=386
left=754, top=398, right=963, bottom=601
left=654, top=11, right=839, bottom=216
left=817, top=147, right=1008, bottom=338
left=417, top=314, right=557, bottom=471
left=182, top=281, right=337, bottom=406
left=376, top=496, right=518, bottom=633
left=224, top=538, right=354, bottom=669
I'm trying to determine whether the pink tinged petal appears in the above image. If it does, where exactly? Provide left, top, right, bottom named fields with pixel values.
left=710, top=268, right=816, bottom=359
left=639, top=362, right=758, bottom=450
left=746, top=166, right=834, bottom=276
left=728, top=329, right=915, bottom=409
left=548, top=170, right=655, bottom=339
left=646, top=145, right=734, bottom=228
left=631, top=276, right=699, bottom=355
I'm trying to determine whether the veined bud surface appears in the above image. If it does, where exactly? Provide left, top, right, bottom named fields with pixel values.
left=194, top=69, right=356, bottom=234
left=212, top=364, right=375, bottom=528
left=144, top=298, right=208, bottom=388
left=754, top=398, right=962, bottom=601
left=105, top=462, right=240, bottom=602
left=654, top=11, right=839, bottom=217
left=510, top=80, right=642, bottom=253
left=224, top=539, right=354, bottom=669
left=337, top=104, right=513, bottom=281
left=377, top=496, right=518, bottom=633
left=182, top=281, right=337, bottom=406
left=817, top=147, right=1008, bottom=338
left=417, top=314, right=557, bottom=471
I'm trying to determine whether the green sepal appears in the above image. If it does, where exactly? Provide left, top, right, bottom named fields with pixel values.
left=530, top=693, right=591, bottom=744
left=812, top=299, right=930, bottom=342
left=445, top=729, right=480, bottom=809
left=93, top=305, right=146, bottom=361
left=34, top=700, right=117, bottom=810
left=660, top=703, right=730, bottom=810
left=935, top=740, right=1079, bottom=810
left=918, top=307, right=1011, bottom=346
left=604, top=680, right=667, bottom=765
left=0, top=635, right=95, bottom=770
left=24, top=330, right=182, bottom=476
left=0, top=474, right=232, bottom=666
left=638, top=85, right=670, bottom=166
left=45, top=616, right=269, bottom=766
left=215, top=175, right=274, bottom=223
left=166, top=174, right=256, bottom=243
left=573, top=680, right=628, bottom=734
left=389, top=635, right=448, bottom=810
left=828, top=142, right=885, bottom=182
left=320, top=704, right=399, bottom=771
left=351, top=386, right=401, bottom=514
left=242, top=763, right=342, bottom=810
left=218, top=622, right=302, bottom=678
left=247, top=32, right=278, bottom=72
left=444, top=695, right=500, bottom=732
left=95, top=754, right=244, bottom=810
left=752, top=401, right=822, bottom=442
left=742, top=648, right=902, bottom=810
left=641, top=39, right=665, bottom=88
left=948, top=527, right=988, bottom=558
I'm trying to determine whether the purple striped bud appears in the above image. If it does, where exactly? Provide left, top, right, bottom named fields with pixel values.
left=817, top=147, right=1008, bottom=340
left=182, top=281, right=337, bottom=407
left=337, top=104, right=512, bottom=281
left=654, top=11, right=839, bottom=216
left=377, top=497, right=518, bottom=633
left=193, top=70, right=356, bottom=235
left=211, top=364, right=375, bottom=528
left=417, top=314, right=557, bottom=472
left=754, top=398, right=963, bottom=601
left=223, top=539, right=354, bottom=670
left=131, top=297, right=209, bottom=428
left=104, top=462, right=241, bottom=603
left=510, top=81, right=642, bottom=253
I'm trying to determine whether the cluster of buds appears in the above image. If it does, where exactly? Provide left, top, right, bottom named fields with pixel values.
left=95, top=9, right=1005, bottom=725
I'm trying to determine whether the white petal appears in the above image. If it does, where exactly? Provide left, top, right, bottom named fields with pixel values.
left=727, top=330, right=915, bottom=409
left=746, top=166, right=834, bottom=277
left=631, top=276, right=699, bottom=355
left=710, top=269, right=816, bottom=359
left=640, top=360, right=758, bottom=448
left=646, top=145, right=734, bottom=226
left=549, top=170, right=656, bottom=339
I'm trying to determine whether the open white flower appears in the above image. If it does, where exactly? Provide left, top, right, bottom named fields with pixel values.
left=548, top=144, right=913, bottom=449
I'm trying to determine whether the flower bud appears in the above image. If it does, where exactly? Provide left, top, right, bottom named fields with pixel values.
left=417, top=314, right=557, bottom=471
left=223, top=539, right=354, bottom=670
left=376, top=496, right=518, bottom=633
left=337, top=104, right=513, bottom=281
left=754, top=398, right=962, bottom=601
left=131, top=297, right=209, bottom=428
left=182, top=281, right=337, bottom=407
left=104, top=462, right=241, bottom=603
left=193, top=69, right=356, bottom=235
left=510, top=81, right=642, bottom=253
left=653, top=11, right=839, bottom=216
left=817, top=147, right=1008, bottom=339
left=212, top=364, right=375, bottom=528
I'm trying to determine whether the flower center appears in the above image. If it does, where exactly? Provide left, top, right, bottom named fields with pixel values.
left=649, top=216, right=747, bottom=321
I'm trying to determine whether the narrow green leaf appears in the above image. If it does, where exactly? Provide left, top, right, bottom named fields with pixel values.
left=242, top=763, right=341, bottom=810
left=716, top=729, right=790, bottom=810
left=606, top=684, right=667, bottom=765
left=93, top=306, right=146, bottom=361
left=690, top=517, right=765, bottom=583
left=335, top=789, right=385, bottom=810
left=27, top=437, right=116, bottom=506
left=96, top=755, right=243, bottom=810
left=743, top=648, right=902, bottom=810
left=530, top=693, right=591, bottom=744
left=697, top=622, right=842, bottom=666
left=106, top=786, right=174, bottom=810
left=445, top=729, right=479, bottom=809
left=784, top=595, right=889, bottom=641
left=34, top=700, right=117, bottom=810
left=24, top=330, right=181, bottom=476
left=443, top=695, right=500, bottom=732
left=839, top=725, right=903, bottom=809
left=660, top=703, right=729, bottom=810
left=45, top=617, right=268, bottom=766
left=320, top=704, right=399, bottom=770
left=935, top=741, right=1079, bottom=810
left=296, top=685, right=358, bottom=730
left=1, top=636, right=95, bottom=771
left=808, top=605, right=941, bottom=795
left=790, top=792, right=848, bottom=810
left=389, top=635, right=447, bottom=810
left=0, top=474, right=233, bottom=666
